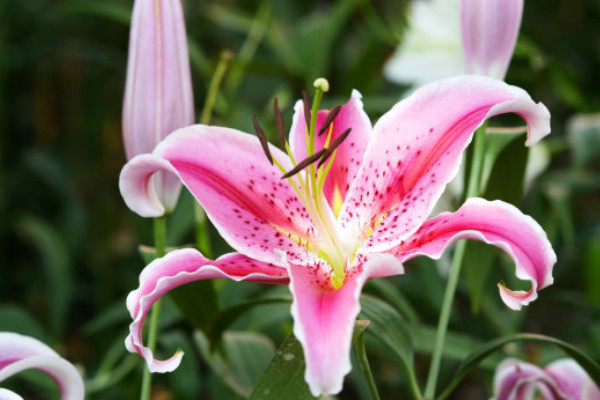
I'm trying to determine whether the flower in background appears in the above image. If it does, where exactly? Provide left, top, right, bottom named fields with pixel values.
left=119, top=75, right=555, bottom=396
left=384, top=0, right=523, bottom=85
left=493, top=358, right=600, bottom=400
left=122, top=0, right=195, bottom=216
left=0, top=332, right=84, bottom=400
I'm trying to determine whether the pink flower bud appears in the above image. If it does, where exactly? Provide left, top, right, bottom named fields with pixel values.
left=122, top=0, right=194, bottom=215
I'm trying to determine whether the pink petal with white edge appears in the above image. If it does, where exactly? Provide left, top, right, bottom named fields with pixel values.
left=461, top=0, right=523, bottom=79
left=289, top=90, right=372, bottom=210
left=339, top=76, right=550, bottom=253
left=119, top=153, right=181, bottom=217
left=287, top=253, right=404, bottom=396
left=492, top=358, right=560, bottom=400
left=122, top=0, right=194, bottom=159
left=0, top=332, right=84, bottom=400
left=125, top=248, right=288, bottom=373
left=546, top=359, right=600, bottom=400
left=120, top=125, right=317, bottom=265
left=390, top=198, right=555, bottom=310
left=0, top=388, right=23, bottom=400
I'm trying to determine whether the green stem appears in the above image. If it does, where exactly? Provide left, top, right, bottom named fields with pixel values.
left=423, top=124, right=487, bottom=400
left=355, top=333, right=381, bottom=400
left=195, top=51, right=232, bottom=256
left=140, top=216, right=167, bottom=400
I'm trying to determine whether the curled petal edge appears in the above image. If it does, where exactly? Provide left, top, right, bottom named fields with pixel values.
left=0, top=333, right=84, bottom=400
left=125, top=248, right=288, bottom=373
left=392, top=198, right=556, bottom=310
left=119, top=153, right=181, bottom=218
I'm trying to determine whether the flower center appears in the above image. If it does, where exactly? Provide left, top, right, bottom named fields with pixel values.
left=253, top=78, right=353, bottom=289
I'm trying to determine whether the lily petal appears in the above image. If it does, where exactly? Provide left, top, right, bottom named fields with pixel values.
left=461, top=0, right=523, bottom=79
left=546, top=359, right=600, bottom=400
left=120, top=125, right=317, bottom=265
left=289, top=90, right=372, bottom=212
left=391, top=198, right=555, bottom=310
left=125, top=248, right=288, bottom=373
left=339, top=76, right=550, bottom=253
left=122, top=0, right=194, bottom=215
left=493, top=358, right=560, bottom=400
left=0, top=332, right=84, bottom=400
left=288, top=253, right=404, bottom=396
left=0, top=388, right=23, bottom=400
left=123, top=0, right=194, bottom=158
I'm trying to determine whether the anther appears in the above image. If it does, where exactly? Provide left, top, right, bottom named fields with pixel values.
left=273, top=98, right=287, bottom=146
left=318, top=128, right=352, bottom=168
left=317, top=105, right=342, bottom=137
left=282, top=148, right=327, bottom=179
left=302, top=91, right=311, bottom=128
left=253, top=114, right=273, bottom=165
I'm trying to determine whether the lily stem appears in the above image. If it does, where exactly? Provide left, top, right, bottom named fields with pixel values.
left=423, top=123, right=487, bottom=400
left=356, top=333, right=381, bottom=400
left=140, top=216, right=167, bottom=400
left=195, top=50, right=232, bottom=256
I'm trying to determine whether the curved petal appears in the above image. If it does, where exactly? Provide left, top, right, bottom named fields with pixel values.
left=461, top=0, right=523, bottom=79
left=289, top=90, right=372, bottom=212
left=120, top=125, right=317, bottom=265
left=0, top=388, right=23, bottom=400
left=288, top=253, right=404, bottom=396
left=546, top=359, right=600, bottom=400
left=0, top=333, right=84, bottom=400
left=125, top=248, right=288, bottom=373
left=390, top=198, right=555, bottom=310
left=122, top=0, right=194, bottom=215
left=492, top=358, right=561, bottom=400
left=339, top=76, right=550, bottom=253
left=120, top=153, right=181, bottom=217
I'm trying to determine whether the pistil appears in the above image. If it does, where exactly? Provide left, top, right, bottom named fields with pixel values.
left=253, top=78, right=352, bottom=289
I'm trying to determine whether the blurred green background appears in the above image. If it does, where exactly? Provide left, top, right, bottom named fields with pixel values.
left=2, top=0, right=600, bottom=398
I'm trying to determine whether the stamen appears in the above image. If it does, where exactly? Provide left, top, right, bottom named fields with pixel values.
left=273, top=98, right=287, bottom=146
left=302, top=90, right=311, bottom=128
left=317, top=128, right=351, bottom=168
left=252, top=114, right=273, bottom=165
left=282, top=148, right=327, bottom=179
left=317, top=105, right=342, bottom=137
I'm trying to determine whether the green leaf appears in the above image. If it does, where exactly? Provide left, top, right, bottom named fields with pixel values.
left=359, top=295, right=419, bottom=395
left=248, top=321, right=370, bottom=400
left=18, top=217, right=72, bottom=339
left=138, top=245, right=220, bottom=331
left=411, top=325, right=501, bottom=370
left=359, top=295, right=413, bottom=372
left=0, top=305, right=48, bottom=341
left=291, top=0, right=360, bottom=80
left=206, top=297, right=291, bottom=345
left=196, top=330, right=276, bottom=398
left=437, top=333, right=600, bottom=400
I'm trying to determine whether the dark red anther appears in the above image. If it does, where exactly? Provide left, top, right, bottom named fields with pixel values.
left=282, top=148, right=327, bottom=179
left=302, top=91, right=311, bottom=128
left=317, top=128, right=351, bottom=168
left=253, top=114, right=273, bottom=165
left=273, top=98, right=287, bottom=146
left=317, top=105, right=342, bottom=137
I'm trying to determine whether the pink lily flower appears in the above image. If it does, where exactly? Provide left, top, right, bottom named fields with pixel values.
left=493, top=358, right=600, bottom=400
left=122, top=0, right=195, bottom=216
left=461, top=0, right=524, bottom=80
left=119, top=75, right=555, bottom=396
left=0, top=332, right=84, bottom=400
